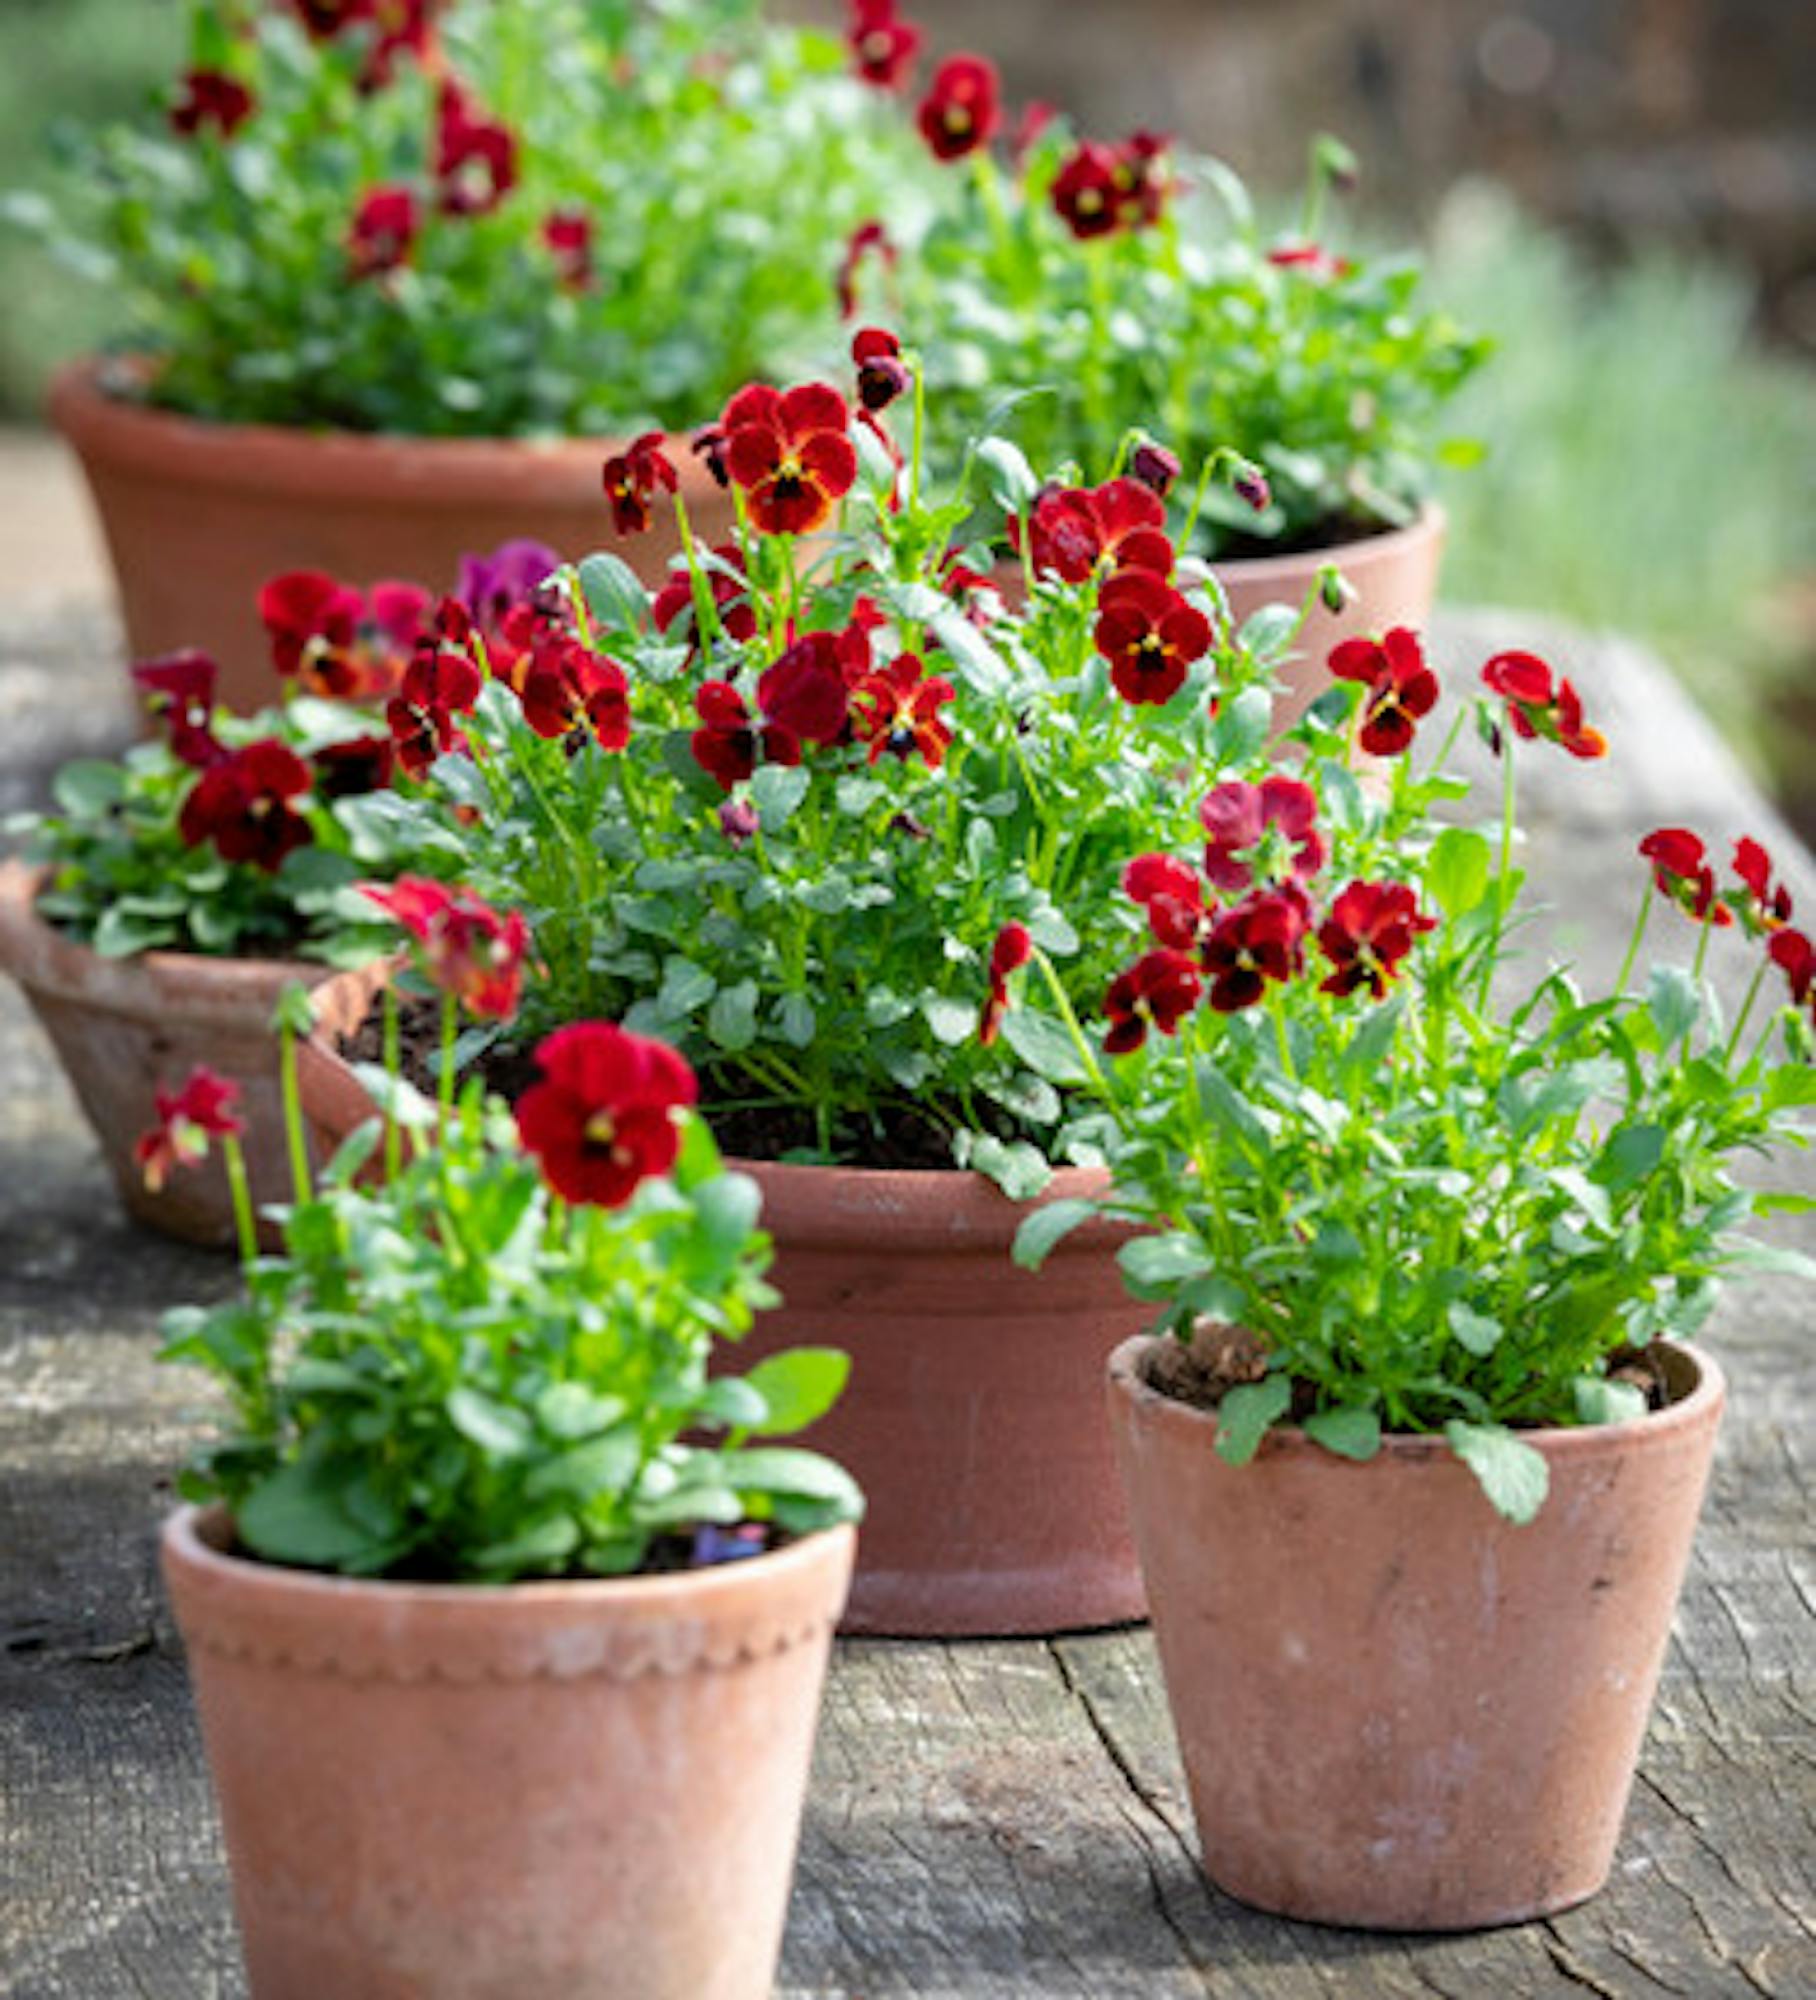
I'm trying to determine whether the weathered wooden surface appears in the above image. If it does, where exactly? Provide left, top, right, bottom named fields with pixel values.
left=2, top=600, right=1812, bottom=1998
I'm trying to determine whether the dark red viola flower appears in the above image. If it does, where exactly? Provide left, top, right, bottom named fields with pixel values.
left=690, top=681, right=802, bottom=792
left=347, top=184, right=419, bottom=279
left=1017, top=478, right=1174, bottom=584
left=1123, top=852, right=1213, bottom=951
left=361, top=0, right=437, bottom=89
left=516, top=1022, right=697, bottom=1207
left=517, top=638, right=631, bottom=751
left=1052, top=141, right=1123, bottom=240
left=179, top=738, right=315, bottom=872
left=1639, top=827, right=1733, bottom=928
left=1104, top=948, right=1202, bottom=1054
left=1095, top=570, right=1211, bottom=707
left=1769, top=927, right=1813, bottom=1007
left=1329, top=627, right=1438, bottom=757
left=132, top=650, right=224, bottom=768
left=134, top=1066, right=244, bottom=1193
left=853, top=326, right=911, bottom=413
left=456, top=539, right=561, bottom=637
left=1202, top=889, right=1311, bottom=1014
left=941, top=557, right=1004, bottom=628
left=170, top=69, right=255, bottom=139
left=286, top=0, right=373, bottom=38
left=1318, top=880, right=1436, bottom=999
left=385, top=643, right=483, bottom=779
left=1732, top=837, right=1794, bottom=933
left=849, top=652, right=956, bottom=769
left=543, top=207, right=595, bottom=292
left=978, top=919, right=1034, bottom=1046
left=721, top=382, right=858, bottom=536
left=312, top=734, right=396, bottom=799
left=846, top=0, right=921, bottom=90
left=1200, top=777, right=1325, bottom=894
left=836, top=218, right=896, bottom=320
left=653, top=546, right=756, bottom=658
left=363, top=876, right=530, bottom=1022
left=917, top=54, right=1000, bottom=162
left=757, top=631, right=854, bottom=744
left=1267, top=241, right=1354, bottom=282
left=1481, top=650, right=1607, bottom=760
left=260, top=569, right=362, bottom=689
left=691, top=425, right=731, bottom=488
left=435, top=79, right=518, bottom=217
left=601, top=431, right=679, bottom=536
left=1113, top=129, right=1173, bottom=227
left=1129, top=439, right=1181, bottom=500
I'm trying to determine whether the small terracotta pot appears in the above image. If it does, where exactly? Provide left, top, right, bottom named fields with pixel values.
left=163, top=1505, right=853, bottom=2000
left=0, top=860, right=383, bottom=1247
left=296, top=987, right=1149, bottom=1637
left=51, top=359, right=735, bottom=714
left=1107, top=1334, right=1725, bottom=1931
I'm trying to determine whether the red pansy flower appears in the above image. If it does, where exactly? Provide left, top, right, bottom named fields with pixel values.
left=362, top=877, right=529, bottom=1022
left=1481, top=650, right=1607, bottom=760
left=1114, top=129, right=1173, bottom=227
left=846, top=0, right=920, bottom=89
left=721, top=382, right=857, bottom=536
left=1639, top=828, right=1733, bottom=928
left=312, top=734, right=396, bottom=798
left=1328, top=627, right=1439, bottom=757
left=543, top=207, right=594, bottom=292
left=601, top=432, right=679, bottom=536
left=134, top=1067, right=244, bottom=1193
left=757, top=631, right=855, bottom=743
left=978, top=919, right=1033, bottom=1046
left=178, top=739, right=315, bottom=872
left=1267, top=241, right=1353, bottom=281
left=1123, top=852, right=1213, bottom=951
left=132, top=651, right=224, bottom=768
left=1052, top=141, right=1123, bottom=239
left=1104, top=948, right=1203, bottom=1054
left=837, top=219, right=896, bottom=319
left=385, top=643, right=483, bottom=779
left=849, top=652, right=956, bottom=769
left=1095, top=570, right=1210, bottom=707
left=170, top=69, right=255, bottom=139
left=1017, top=479, right=1175, bottom=584
left=260, top=570, right=362, bottom=689
left=1732, top=837, right=1794, bottom=934
left=1200, top=777, right=1325, bottom=894
left=917, top=54, right=1000, bottom=161
left=435, top=79, right=517, bottom=216
left=941, top=556, right=1004, bottom=628
left=853, top=326, right=911, bottom=413
left=361, top=0, right=437, bottom=89
left=652, top=546, right=757, bottom=658
left=690, top=682, right=802, bottom=792
left=287, top=0, right=372, bottom=37
left=347, top=184, right=419, bottom=279
left=1769, top=928, right=1813, bottom=1008
left=1201, top=889, right=1311, bottom=1014
left=515, top=1022, right=697, bottom=1207
left=516, top=638, right=631, bottom=751
left=1318, top=880, right=1436, bottom=999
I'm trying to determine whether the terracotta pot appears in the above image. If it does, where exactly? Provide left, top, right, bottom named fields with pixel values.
left=296, top=988, right=1149, bottom=1637
left=163, top=1505, right=853, bottom=2000
left=1107, top=1334, right=1725, bottom=1931
left=51, top=359, right=736, bottom=714
left=0, top=860, right=383, bottom=1247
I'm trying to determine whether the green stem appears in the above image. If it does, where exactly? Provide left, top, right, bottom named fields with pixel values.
left=1725, top=956, right=1770, bottom=1066
left=1614, top=883, right=1652, bottom=998
left=222, top=1135, right=259, bottom=1271
left=278, top=1018, right=312, bottom=1208
left=381, top=982, right=402, bottom=1182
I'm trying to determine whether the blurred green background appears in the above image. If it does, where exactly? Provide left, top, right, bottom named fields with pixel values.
left=2, top=0, right=1812, bottom=831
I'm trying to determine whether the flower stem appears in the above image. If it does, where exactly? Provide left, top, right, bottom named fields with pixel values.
left=278, top=1017, right=312, bottom=1209
left=1614, top=883, right=1652, bottom=997
left=222, top=1135, right=258, bottom=1271
left=1725, top=956, right=1770, bottom=1066
left=382, top=982, right=402, bottom=1182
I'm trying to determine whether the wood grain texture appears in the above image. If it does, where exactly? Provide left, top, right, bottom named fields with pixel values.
left=2, top=605, right=1811, bottom=1998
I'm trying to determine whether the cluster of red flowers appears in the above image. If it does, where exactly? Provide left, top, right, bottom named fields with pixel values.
left=842, top=3, right=1014, bottom=171
left=133, top=1067, right=244, bottom=1194
left=1481, top=651, right=1607, bottom=760
left=1640, top=829, right=1814, bottom=1025
left=259, top=569, right=431, bottom=701
left=1051, top=131, right=1173, bottom=241
left=1099, top=774, right=1433, bottom=1051
left=363, top=876, right=530, bottom=1022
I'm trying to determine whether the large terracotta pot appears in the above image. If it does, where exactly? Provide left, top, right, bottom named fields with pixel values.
left=51, top=359, right=736, bottom=713
left=1107, top=1333, right=1725, bottom=1931
left=163, top=1505, right=853, bottom=2000
left=0, top=860, right=383, bottom=1247
left=295, top=993, right=1149, bottom=1637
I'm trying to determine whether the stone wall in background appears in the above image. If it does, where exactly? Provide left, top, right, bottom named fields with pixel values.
left=793, top=0, right=1816, bottom=350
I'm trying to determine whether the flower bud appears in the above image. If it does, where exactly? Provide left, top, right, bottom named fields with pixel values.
left=1231, top=460, right=1271, bottom=513
left=1129, top=438, right=1182, bottom=499
left=719, top=798, right=760, bottom=844
left=1318, top=566, right=1356, bottom=615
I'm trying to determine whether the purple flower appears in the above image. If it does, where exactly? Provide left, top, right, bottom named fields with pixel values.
left=692, top=1524, right=769, bottom=1567
left=456, top=539, right=564, bottom=636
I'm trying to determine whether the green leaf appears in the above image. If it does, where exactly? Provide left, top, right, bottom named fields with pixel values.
left=270, top=982, right=317, bottom=1038
left=1647, top=965, right=1701, bottom=1045
left=235, top=1457, right=384, bottom=1569
left=658, top=956, right=716, bottom=1017
left=1447, top=1302, right=1504, bottom=1358
left=1214, top=1374, right=1293, bottom=1466
left=923, top=993, right=978, bottom=1046
left=1012, top=1197, right=1099, bottom=1271
left=697, top=1376, right=770, bottom=1430
left=964, top=1135, right=1052, bottom=1200
left=524, top=1429, right=640, bottom=1503
left=473, top=1516, right=582, bottom=1574
left=977, top=435, right=1039, bottom=513
left=1444, top=1422, right=1550, bottom=1524
left=1000, top=1008, right=1091, bottom=1086
left=536, top=1383, right=627, bottom=1440
left=91, top=906, right=175, bottom=957
left=1427, top=827, right=1492, bottom=917
left=692, top=1169, right=763, bottom=1258
left=740, top=1347, right=850, bottom=1434
left=1303, top=1406, right=1382, bottom=1461
left=1572, top=1378, right=1649, bottom=1427
left=446, top=1387, right=533, bottom=1458
left=1591, top=1123, right=1666, bottom=1193
left=51, top=759, right=126, bottom=818
left=717, top=1447, right=864, bottom=1517
left=749, top=762, right=810, bottom=829
left=776, top=994, right=816, bottom=1048
left=707, top=978, right=760, bottom=1051
left=1118, top=1233, right=1213, bottom=1295
left=577, top=553, right=648, bottom=635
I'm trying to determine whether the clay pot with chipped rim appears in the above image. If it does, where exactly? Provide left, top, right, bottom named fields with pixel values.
left=0, top=859, right=384, bottom=1247
left=295, top=974, right=1150, bottom=1637
left=52, top=358, right=737, bottom=714
left=162, top=1504, right=853, bottom=2000
left=1106, top=1331, right=1725, bottom=1931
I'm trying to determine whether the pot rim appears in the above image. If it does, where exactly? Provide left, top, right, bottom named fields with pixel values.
left=165, top=1500, right=856, bottom=1612
left=50, top=355, right=707, bottom=496
left=0, top=857, right=328, bottom=1012
left=1209, top=500, right=1447, bottom=584
left=1108, top=1331, right=1724, bottom=1465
